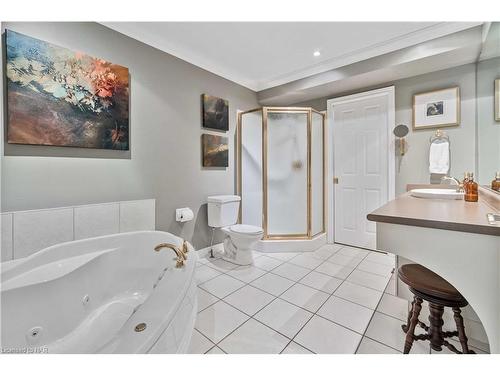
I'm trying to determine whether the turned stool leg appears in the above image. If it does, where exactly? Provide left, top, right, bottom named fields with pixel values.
left=402, top=297, right=415, bottom=333
left=403, top=296, right=422, bottom=354
left=452, top=307, right=473, bottom=354
left=428, top=303, right=445, bottom=351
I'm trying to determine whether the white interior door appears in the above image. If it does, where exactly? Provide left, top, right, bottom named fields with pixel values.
left=328, top=87, right=395, bottom=250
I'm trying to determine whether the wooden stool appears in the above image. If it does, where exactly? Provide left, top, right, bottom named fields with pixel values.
left=398, top=264, right=474, bottom=354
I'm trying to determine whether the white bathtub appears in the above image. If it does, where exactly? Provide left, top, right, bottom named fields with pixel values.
left=0, top=231, right=198, bottom=354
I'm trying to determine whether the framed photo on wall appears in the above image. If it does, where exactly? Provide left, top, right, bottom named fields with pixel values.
left=495, top=79, right=500, bottom=122
left=202, top=134, right=228, bottom=167
left=412, top=87, right=460, bottom=130
left=202, top=94, right=229, bottom=131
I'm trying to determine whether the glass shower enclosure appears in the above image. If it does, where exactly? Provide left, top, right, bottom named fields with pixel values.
left=237, top=107, right=326, bottom=240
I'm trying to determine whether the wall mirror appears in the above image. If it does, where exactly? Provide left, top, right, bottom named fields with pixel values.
left=477, top=22, right=500, bottom=191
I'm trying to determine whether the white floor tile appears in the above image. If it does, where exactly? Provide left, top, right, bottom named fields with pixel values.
left=299, top=271, right=343, bottom=294
left=315, top=262, right=354, bottom=279
left=254, top=298, right=313, bottom=339
left=280, top=283, right=329, bottom=313
left=347, top=269, right=390, bottom=292
left=338, top=246, right=370, bottom=258
left=226, top=265, right=267, bottom=283
left=385, top=277, right=397, bottom=296
left=251, top=251, right=264, bottom=259
left=295, top=315, right=362, bottom=354
left=199, top=274, right=245, bottom=299
left=365, top=312, right=429, bottom=354
left=365, top=252, right=396, bottom=266
left=188, top=330, right=215, bottom=354
left=357, top=259, right=394, bottom=277
left=205, top=258, right=240, bottom=272
left=311, top=244, right=342, bottom=260
left=288, top=253, right=324, bottom=270
left=195, top=301, right=249, bottom=343
left=197, top=287, right=219, bottom=312
left=252, top=255, right=283, bottom=271
left=318, top=296, right=374, bottom=334
left=281, top=341, right=314, bottom=354
left=219, top=319, right=289, bottom=354
left=195, top=265, right=222, bottom=284
left=223, top=285, right=275, bottom=315
left=206, top=346, right=225, bottom=354
left=250, top=272, right=295, bottom=296
left=265, top=252, right=299, bottom=261
left=328, top=253, right=363, bottom=268
left=376, top=293, right=410, bottom=322
left=356, top=337, right=400, bottom=354
left=271, top=262, right=310, bottom=281
left=334, top=281, right=383, bottom=310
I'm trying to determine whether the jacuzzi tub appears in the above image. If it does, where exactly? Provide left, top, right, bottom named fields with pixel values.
left=0, top=231, right=198, bottom=354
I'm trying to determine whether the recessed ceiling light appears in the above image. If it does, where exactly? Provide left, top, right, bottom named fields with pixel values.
left=313, top=50, right=321, bottom=57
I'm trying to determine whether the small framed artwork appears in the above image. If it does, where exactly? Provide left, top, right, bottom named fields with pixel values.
left=202, top=94, right=229, bottom=131
left=495, top=79, right=500, bottom=122
left=413, top=87, right=460, bottom=130
left=202, top=134, right=228, bottom=167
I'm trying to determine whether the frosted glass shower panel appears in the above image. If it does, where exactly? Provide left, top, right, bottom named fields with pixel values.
left=311, top=112, right=324, bottom=236
left=241, top=111, right=263, bottom=227
left=266, top=111, right=308, bottom=236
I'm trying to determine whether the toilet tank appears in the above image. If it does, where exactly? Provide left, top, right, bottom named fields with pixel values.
left=207, top=195, right=241, bottom=228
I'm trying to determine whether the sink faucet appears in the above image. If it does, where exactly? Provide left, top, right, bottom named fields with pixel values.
left=440, top=176, right=464, bottom=193
left=154, top=242, right=187, bottom=268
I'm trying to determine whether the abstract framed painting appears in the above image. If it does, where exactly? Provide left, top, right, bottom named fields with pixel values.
left=412, top=87, right=460, bottom=130
left=202, top=94, right=229, bottom=131
left=5, top=30, right=130, bottom=150
left=202, top=134, right=228, bottom=167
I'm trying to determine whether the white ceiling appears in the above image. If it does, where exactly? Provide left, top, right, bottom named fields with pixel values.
left=103, top=22, right=482, bottom=92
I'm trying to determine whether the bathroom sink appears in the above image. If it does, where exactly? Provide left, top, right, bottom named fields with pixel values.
left=410, top=188, right=464, bottom=200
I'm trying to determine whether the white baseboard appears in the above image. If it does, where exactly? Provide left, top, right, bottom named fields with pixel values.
left=253, top=233, right=327, bottom=253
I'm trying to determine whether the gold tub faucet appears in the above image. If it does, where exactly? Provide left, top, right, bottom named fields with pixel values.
left=154, top=242, right=187, bottom=268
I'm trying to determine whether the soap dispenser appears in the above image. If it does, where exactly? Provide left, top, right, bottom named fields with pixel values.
left=492, top=172, right=500, bottom=192
left=464, top=172, right=478, bottom=202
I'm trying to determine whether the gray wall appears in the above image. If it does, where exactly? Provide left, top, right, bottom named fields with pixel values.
left=1, top=22, right=258, bottom=248
left=477, top=57, right=500, bottom=185
left=293, top=63, right=477, bottom=195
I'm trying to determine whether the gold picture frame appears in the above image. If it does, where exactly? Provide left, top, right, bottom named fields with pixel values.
left=412, top=87, right=460, bottom=130
left=495, top=79, right=500, bottom=122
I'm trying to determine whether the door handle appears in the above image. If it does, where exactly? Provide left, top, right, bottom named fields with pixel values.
left=333, top=177, right=339, bottom=184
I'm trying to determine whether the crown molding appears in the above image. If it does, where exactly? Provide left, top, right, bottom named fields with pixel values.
left=101, top=22, right=482, bottom=92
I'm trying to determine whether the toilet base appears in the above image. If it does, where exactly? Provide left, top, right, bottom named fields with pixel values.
left=222, top=237, right=254, bottom=266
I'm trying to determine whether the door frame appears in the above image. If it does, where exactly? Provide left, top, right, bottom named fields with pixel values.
left=326, top=86, right=396, bottom=244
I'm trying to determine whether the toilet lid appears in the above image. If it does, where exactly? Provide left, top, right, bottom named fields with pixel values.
left=229, top=224, right=263, bottom=235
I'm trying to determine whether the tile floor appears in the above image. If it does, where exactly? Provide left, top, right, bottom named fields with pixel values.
left=189, top=244, right=488, bottom=354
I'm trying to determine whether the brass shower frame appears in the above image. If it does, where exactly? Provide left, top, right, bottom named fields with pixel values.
left=237, top=107, right=326, bottom=241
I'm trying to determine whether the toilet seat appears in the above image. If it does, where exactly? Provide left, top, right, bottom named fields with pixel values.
left=227, top=224, right=263, bottom=236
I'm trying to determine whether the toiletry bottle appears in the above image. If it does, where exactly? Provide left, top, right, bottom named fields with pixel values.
left=492, top=172, right=500, bottom=192
left=464, top=172, right=478, bottom=202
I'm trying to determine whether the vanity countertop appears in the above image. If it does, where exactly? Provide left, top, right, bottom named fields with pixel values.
left=367, top=187, right=500, bottom=236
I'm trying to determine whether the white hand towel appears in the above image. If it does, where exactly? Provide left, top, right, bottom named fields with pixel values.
left=429, top=141, right=450, bottom=174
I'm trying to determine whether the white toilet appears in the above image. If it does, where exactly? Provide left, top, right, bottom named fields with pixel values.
left=207, top=195, right=263, bottom=265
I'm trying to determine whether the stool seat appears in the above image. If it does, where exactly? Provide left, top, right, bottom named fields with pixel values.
left=398, top=264, right=466, bottom=305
